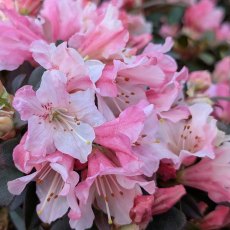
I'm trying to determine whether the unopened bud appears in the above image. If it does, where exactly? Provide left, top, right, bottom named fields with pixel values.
left=187, top=71, right=212, bottom=97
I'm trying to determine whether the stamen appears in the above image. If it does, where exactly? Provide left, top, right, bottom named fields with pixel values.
left=95, top=178, right=101, bottom=196
left=108, top=175, right=123, bottom=196
left=112, top=98, right=122, bottom=113
left=56, top=115, right=91, bottom=144
left=98, top=177, right=113, bottom=225
left=37, top=173, right=62, bottom=215
left=104, top=176, right=114, bottom=197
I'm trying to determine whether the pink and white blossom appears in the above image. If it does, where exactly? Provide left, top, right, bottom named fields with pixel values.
left=69, top=149, right=155, bottom=229
left=8, top=152, right=79, bottom=224
left=179, top=143, right=230, bottom=203
left=13, top=70, right=105, bottom=162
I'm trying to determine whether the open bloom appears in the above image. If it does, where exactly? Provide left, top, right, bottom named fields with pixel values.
left=8, top=152, right=79, bottom=224
left=69, top=4, right=129, bottom=61
left=184, top=0, right=224, bottom=33
left=178, top=143, right=230, bottom=203
left=31, top=40, right=105, bottom=92
left=0, top=8, right=44, bottom=70
left=156, top=103, right=217, bottom=167
left=69, top=149, right=155, bottom=230
left=13, top=70, right=104, bottom=162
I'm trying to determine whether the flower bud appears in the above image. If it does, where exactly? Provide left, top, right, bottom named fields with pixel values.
left=187, top=71, right=212, bottom=97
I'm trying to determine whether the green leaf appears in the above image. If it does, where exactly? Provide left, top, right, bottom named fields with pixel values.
left=198, top=53, right=215, bottom=65
left=0, top=137, right=23, bottom=206
left=27, top=67, right=45, bottom=91
left=51, top=215, right=72, bottom=230
left=10, top=207, right=26, bottom=230
left=147, top=207, right=186, bottom=230
left=168, top=6, right=184, bottom=25
left=180, top=195, right=202, bottom=219
left=24, top=183, right=41, bottom=230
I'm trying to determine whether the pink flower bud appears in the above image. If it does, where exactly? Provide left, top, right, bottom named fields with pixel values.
left=130, top=195, right=154, bottom=225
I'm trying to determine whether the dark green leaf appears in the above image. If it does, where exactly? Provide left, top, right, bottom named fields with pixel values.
left=24, top=183, right=41, bottom=230
left=168, top=6, right=184, bottom=25
left=147, top=207, right=186, bottom=230
left=180, top=195, right=202, bottom=219
left=0, top=137, right=23, bottom=206
left=9, top=189, right=26, bottom=211
left=27, top=67, right=45, bottom=91
left=51, top=215, right=72, bottom=230
left=10, top=207, right=26, bottom=230
left=198, top=53, right=215, bottom=65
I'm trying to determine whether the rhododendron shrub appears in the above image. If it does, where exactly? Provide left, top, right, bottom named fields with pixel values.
left=0, top=0, right=230, bottom=230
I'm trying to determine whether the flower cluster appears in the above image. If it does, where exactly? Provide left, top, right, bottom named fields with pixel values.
left=0, top=0, right=230, bottom=229
left=161, top=0, right=230, bottom=42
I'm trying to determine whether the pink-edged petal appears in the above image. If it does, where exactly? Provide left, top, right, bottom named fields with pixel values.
left=36, top=70, right=69, bottom=108
left=70, top=89, right=105, bottom=127
left=26, top=116, right=55, bottom=156
left=97, top=94, right=116, bottom=121
left=53, top=121, right=95, bottom=163
left=85, top=60, right=105, bottom=84
left=69, top=190, right=95, bottom=230
left=13, top=85, right=44, bottom=120
left=13, top=133, right=33, bottom=173
left=8, top=171, right=38, bottom=195
left=143, top=37, right=173, bottom=54
left=160, top=106, right=190, bottom=123
left=95, top=185, right=138, bottom=225
left=36, top=173, right=69, bottom=224
left=96, top=65, right=118, bottom=97
left=30, top=40, right=55, bottom=69
left=116, top=175, right=156, bottom=194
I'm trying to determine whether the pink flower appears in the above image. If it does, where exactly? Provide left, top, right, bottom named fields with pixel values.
left=207, top=82, right=230, bottom=123
left=152, top=185, right=186, bottom=215
left=147, top=67, right=189, bottom=122
left=160, top=23, right=179, bottom=38
left=8, top=152, right=79, bottom=224
left=13, top=70, right=105, bottom=162
left=213, top=56, right=230, bottom=83
left=69, top=149, right=155, bottom=229
left=199, top=205, right=230, bottom=230
left=216, top=23, right=230, bottom=42
left=130, top=195, right=154, bottom=225
left=122, top=13, right=152, bottom=51
left=178, top=143, right=230, bottom=203
left=12, top=133, right=34, bottom=174
left=157, top=162, right=177, bottom=181
left=0, top=8, right=44, bottom=70
left=95, top=101, right=149, bottom=171
left=130, top=185, right=186, bottom=225
left=187, top=70, right=212, bottom=96
left=184, top=0, right=224, bottom=33
left=95, top=38, right=178, bottom=119
left=31, top=40, right=105, bottom=91
left=142, top=37, right=177, bottom=75
left=40, top=0, right=94, bottom=42
left=69, top=4, right=129, bottom=60
left=156, top=103, right=217, bottom=167
left=95, top=58, right=156, bottom=118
